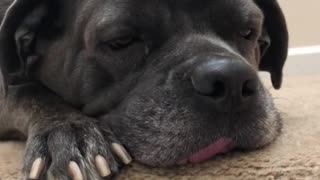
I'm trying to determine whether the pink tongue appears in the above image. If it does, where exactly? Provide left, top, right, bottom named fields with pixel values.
left=178, top=138, right=234, bottom=165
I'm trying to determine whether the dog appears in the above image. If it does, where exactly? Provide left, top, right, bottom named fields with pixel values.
left=0, top=0, right=288, bottom=179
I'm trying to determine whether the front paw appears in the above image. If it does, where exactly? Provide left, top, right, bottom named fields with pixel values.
left=23, top=120, right=132, bottom=180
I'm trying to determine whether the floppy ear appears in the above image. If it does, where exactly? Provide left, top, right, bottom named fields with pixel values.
left=255, top=0, right=289, bottom=89
left=0, top=0, right=49, bottom=97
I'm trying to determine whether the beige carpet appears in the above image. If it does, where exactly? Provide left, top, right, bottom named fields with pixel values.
left=1, top=75, right=320, bottom=180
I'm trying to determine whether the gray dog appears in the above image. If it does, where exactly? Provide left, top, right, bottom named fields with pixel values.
left=0, top=0, right=288, bottom=179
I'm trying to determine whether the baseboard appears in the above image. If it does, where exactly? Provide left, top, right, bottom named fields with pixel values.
left=288, top=45, right=320, bottom=56
left=285, top=46, right=320, bottom=75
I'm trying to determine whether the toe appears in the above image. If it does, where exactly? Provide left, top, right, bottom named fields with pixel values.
left=95, top=155, right=111, bottom=177
left=68, top=161, right=84, bottom=180
left=28, top=158, right=45, bottom=180
left=111, top=143, right=132, bottom=165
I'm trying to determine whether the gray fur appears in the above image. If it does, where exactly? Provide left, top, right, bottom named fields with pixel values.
left=0, top=0, right=288, bottom=179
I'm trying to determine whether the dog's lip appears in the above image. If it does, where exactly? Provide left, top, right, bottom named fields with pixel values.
left=177, top=138, right=234, bottom=165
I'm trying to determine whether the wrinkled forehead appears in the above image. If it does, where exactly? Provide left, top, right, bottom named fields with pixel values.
left=79, top=0, right=263, bottom=33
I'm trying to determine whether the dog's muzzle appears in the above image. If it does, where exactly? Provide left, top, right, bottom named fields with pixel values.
left=176, top=57, right=260, bottom=164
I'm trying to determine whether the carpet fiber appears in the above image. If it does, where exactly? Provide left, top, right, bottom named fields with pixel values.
left=1, top=75, right=320, bottom=180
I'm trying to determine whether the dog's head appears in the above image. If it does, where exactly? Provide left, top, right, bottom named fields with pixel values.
left=0, top=0, right=288, bottom=166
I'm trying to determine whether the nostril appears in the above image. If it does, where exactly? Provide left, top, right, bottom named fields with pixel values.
left=242, top=80, right=256, bottom=98
left=211, top=81, right=226, bottom=98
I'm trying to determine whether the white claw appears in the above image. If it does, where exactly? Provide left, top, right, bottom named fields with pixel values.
left=95, top=155, right=112, bottom=177
left=29, top=158, right=45, bottom=180
left=111, top=143, right=132, bottom=164
left=68, top=161, right=83, bottom=180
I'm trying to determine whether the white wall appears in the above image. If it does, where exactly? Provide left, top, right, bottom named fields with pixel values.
left=279, top=0, right=320, bottom=47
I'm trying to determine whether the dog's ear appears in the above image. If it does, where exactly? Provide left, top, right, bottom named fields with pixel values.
left=255, top=0, right=289, bottom=89
left=0, top=0, right=50, bottom=96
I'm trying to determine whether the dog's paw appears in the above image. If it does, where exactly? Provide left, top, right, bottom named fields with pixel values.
left=23, top=120, right=132, bottom=180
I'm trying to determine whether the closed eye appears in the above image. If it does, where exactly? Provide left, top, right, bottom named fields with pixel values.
left=239, top=28, right=258, bottom=40
left=109, top=36, right=138, bottom=50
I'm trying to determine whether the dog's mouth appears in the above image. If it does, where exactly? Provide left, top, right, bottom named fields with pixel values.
left=177, top=138, right=234, bottom=165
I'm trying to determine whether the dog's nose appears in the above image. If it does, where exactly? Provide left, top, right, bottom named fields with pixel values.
left=191, top=59, right=258, bottom=108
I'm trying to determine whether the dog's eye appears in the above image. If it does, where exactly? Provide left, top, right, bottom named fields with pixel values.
left=109, top=36, right=137, bottom=50
left=239, top=28, right=255, bottom=40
